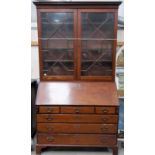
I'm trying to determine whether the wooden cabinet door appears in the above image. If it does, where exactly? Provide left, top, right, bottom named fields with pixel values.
left=38, top=9, right=77, bottom=80
left=77, top=9, right=117, bottom=81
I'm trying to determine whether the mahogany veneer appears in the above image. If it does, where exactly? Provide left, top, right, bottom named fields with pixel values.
left=36, top=82, right=118, bottom=106
left=34, top=1, right=121, bottom=155
left=37, top=123, right=117, bottom=134
left=35, top=82, right=119, bottom=155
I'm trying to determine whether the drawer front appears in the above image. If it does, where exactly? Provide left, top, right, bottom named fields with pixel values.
left=37, top=114, right=118, bottom=123
left=39, top=106, right=59, bottom=114
left=37, top=123, right=117, bottom=134
left=95, top=107, right=116, bottom=114
left=37, top=134, right=117, bottom=146
left=61, top=106, right=94, bottom=114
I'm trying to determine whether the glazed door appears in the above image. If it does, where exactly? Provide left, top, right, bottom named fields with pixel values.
left=38, top=9, right=77, bottom=80
left=78, top=9, right=117, bottom=81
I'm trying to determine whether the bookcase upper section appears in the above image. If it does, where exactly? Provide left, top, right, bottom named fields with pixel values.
left=33, top=1, right=121, bottom=81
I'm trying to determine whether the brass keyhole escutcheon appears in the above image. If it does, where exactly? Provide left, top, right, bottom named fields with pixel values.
left=75, top=108, right=80, bottom=114
left=102, top=117, right=108, bottom=122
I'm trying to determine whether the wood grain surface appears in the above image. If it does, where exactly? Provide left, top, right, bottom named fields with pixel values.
left=36, top=82, right=118, bottom=106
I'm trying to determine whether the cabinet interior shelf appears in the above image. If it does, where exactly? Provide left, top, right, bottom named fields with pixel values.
left=42, top=49, right=73, bottom=52
left=42, top=49, right=112, bottom=52
left=43, top=60, right=112, bottom=63
left=43, top=69, right=112, bottom=72
left=40, top=38, right=116, bottom=41
left=42, top=22, right=73, bottom=24
left=43, top=69, right=74, bottom=72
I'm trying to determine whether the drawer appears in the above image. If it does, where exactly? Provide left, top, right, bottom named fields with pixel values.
left=61, top=106, right=94, bottom=114
left=39, top=106, right=59, bottom=114
left=37, top=134, right=117, bottom=146
left=95, top=107, right=116, bottom=114
left=37, top=114, right=118, bottom=123
left=37, top=123, right=117, bottom=134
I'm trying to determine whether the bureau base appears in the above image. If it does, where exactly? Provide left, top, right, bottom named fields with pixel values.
left=35, top=82, right=119, bottom=155
left=36, top=144, right=118, bottom=155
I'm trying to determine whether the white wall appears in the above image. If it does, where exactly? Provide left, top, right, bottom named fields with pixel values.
left=117, top=30, right=124, bottom=42
left=31, top=30, right=39, bottom=80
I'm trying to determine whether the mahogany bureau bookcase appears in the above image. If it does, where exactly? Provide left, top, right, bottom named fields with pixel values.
left=33, top=1, right=121, bottom=155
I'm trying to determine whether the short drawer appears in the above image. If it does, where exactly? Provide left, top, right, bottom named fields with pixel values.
left=37, top=134, right=117, bottom=146
left=61, top=106, right=94, bottom=114
left=95, top=107, right=116, bottom=114
left=37, top=123, right=117, bottom=134
left=37, top=114, right=118, bottom=124
left=39, top=106, right=59, bottom=114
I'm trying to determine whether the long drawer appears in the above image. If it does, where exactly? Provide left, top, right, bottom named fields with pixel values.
left=37, top=123, right=117, bottom=134
left=61, top=106, right=94, bottom=114
left=37, top=134, right=117, bottom=146
left=37, top=114, right=118, bottom=124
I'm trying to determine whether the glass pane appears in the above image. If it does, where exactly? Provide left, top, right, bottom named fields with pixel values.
left=81, top=12, right=114, bottom=76
left=81, top=40, right=113, bottom=76
left=81, top=12, right=114, bottom=39
left=40, top=12, right=74, bottom=76
left=41, top=12, right=73, bottom=38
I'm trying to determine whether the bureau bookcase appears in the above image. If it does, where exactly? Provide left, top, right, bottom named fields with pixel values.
left=33, top=1, right=121, bottom=155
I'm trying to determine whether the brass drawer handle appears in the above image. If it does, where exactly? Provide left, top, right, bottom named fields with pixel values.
left=46, top=136, right=54, bottom=142
left=47, top=108, right=53, bottom=113
left=75, top=108, right=80, bottom=114
left=102, top=109, right=108, bottom=113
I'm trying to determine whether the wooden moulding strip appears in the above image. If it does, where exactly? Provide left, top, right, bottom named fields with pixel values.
left=31, top=41, right=38, bottom=46
left=118, top=90, right=124, bottom=97
left=31, top=41, right=124, bottom=47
